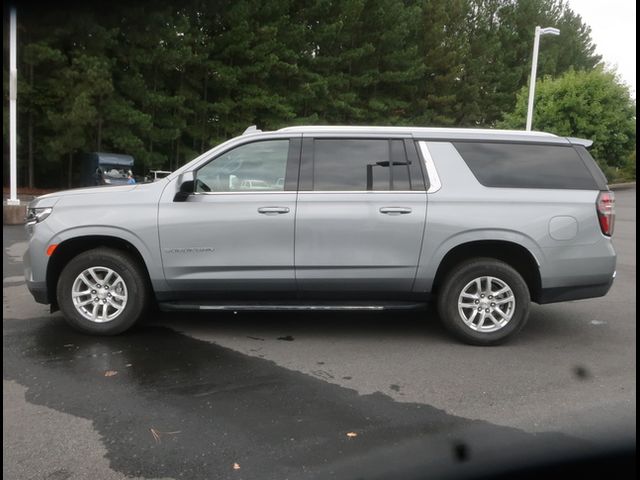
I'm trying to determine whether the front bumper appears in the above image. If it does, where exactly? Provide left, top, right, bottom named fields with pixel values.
left=26, top=280, right=50, bottom=304
left=23, top=232, right=51, bottom=305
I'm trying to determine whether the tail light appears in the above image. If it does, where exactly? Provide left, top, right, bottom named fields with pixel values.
left=596, top=191, right=615, bottom=236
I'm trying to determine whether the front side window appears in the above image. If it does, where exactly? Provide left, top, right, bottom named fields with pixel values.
left=195, top=140, right=289, bottom=193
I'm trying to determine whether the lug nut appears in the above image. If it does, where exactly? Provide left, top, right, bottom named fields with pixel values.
left=488, top=295, right=493, bottom=299
left=480, top=294, right=485, bottom=298
left=478, top=307, right=482, bottom=311
left=475, top=300, right=479, bottom=304
left=91, top=290, right=96, bottom=294
left=96, top=284, right=101, bottom=288
left=485, top=309, right=490, bottom=313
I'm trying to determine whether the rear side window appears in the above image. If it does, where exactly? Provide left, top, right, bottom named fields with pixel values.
left=453, top=142, right=600, bottom=190
left=310, top=139, right=420, bottom=191
left=574, top=145, right=609, bottom=190
left=390, top=140, right=411, bottom=190
left=313, top=139, right=388, bottom=191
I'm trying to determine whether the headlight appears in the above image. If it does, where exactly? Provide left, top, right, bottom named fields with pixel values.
left=25, top=207, right=53, bottom=225
left=104, top=178, right=112, bottom=184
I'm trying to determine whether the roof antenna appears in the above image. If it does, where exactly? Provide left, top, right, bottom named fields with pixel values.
left=243, top=125, right=261, bottom=135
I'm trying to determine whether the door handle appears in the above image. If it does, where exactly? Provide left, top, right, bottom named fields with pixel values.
left=258, top=206, right=290, bottom=215
left=379, top=207, right=412, bottom=215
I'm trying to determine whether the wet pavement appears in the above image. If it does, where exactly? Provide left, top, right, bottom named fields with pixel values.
left=3, top=316, right=580, bottom=479
left=3, top=189, right=636, bottom=479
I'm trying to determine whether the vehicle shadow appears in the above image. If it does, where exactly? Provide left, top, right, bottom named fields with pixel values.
left=144, top=303, right=590, bottom=346
left=147, top=306, right=453, bottom=340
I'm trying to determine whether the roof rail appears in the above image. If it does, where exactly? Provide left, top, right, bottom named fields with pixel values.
left=276, top=125, right=556, bottom=137
left=243, top=125, right=261, bottom=135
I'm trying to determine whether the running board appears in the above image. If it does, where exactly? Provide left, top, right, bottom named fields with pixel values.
left=158, top=300, right=427, bottom=312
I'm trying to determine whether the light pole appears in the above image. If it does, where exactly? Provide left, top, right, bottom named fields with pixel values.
left=526, top=26, right=560, bottom=131
left=8, top=7, right=19, bottom=205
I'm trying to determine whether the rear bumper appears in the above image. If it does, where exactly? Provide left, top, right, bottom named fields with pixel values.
left=537, top=272, right=615, bottom=304
left=538, top=236, right=616, bottom=304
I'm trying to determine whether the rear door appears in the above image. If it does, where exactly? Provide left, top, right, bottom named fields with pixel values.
left=295, top=136, right=428, bottom=294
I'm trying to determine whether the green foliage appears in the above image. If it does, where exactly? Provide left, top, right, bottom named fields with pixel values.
left=501, top=68, right=636, bottom=179
left=621, top=150, right=636, bottom=181
left=1, top=0, right=622, bottom=188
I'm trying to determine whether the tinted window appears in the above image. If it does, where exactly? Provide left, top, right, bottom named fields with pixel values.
left=453, top=142, right=599, bottom=190
left=311, top=139, right=420, bottom=191
left=574, top=145, right=609, bottom=190
left=196, top=140, right=289, bottom=192
left=390, top=140, right=411, bottom=190
left=313, top=139, right=389, bottom=191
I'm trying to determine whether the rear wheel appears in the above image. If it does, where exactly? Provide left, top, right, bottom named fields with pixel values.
left=57, top=247, right=149, bottom=335
left=437, top=258, right=530, bottom=345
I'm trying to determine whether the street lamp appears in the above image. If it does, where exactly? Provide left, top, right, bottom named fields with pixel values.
left=526, top=26, right=560, bottom=131
left=8, top=7, right=19, bottom=206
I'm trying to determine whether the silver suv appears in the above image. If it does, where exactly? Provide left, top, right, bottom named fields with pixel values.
left=24, top=126, right=616, bottom=345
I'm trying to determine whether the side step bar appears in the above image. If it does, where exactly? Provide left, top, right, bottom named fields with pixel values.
left=158, top=300, right=428, bottom=312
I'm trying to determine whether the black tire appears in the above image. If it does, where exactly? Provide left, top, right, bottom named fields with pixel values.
left=57, top=247, right=150, bottom=335
left=437, top=258, right=530, bottom=346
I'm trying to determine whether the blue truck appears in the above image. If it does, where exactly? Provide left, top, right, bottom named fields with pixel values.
left=80, top=152, right=134, bottom=186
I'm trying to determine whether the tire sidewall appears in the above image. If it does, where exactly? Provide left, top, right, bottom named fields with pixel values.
left=57, top=249, right=148, bottom=335
left=438, top=259, right=530, bottom=345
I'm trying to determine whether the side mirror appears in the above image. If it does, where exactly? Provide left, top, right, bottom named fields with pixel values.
left=174, top=171, right=195, bottom=202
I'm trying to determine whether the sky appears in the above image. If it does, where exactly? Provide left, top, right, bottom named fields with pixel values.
left=566, top=0, right=636, bottom=97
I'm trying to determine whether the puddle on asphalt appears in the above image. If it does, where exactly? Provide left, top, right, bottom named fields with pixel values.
left=4, top=316, right=586, bottom=480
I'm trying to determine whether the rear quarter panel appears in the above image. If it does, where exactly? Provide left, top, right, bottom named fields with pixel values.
left=414, top=141, right=616, bottom=293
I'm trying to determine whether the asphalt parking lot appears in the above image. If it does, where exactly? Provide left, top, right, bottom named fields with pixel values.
left=3, top=188, right=636, bottom=479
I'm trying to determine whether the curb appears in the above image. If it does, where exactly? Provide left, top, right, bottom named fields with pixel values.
left=2, top=196, right=34, bottom=225
left=3, top=202, right=28, bottom=225
left=609, top=182, right=636, bottom=191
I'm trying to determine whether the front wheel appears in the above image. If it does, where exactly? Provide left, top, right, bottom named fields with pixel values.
left=437, top=258, right=530, bottom=345
left=57, top=247, right=150, bottom=335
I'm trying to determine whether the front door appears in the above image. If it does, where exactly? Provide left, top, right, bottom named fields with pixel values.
left=158, top=137, right=300, bottom=296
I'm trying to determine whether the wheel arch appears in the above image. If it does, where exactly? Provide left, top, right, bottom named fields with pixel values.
left=46, top=235, right=156, bottom=308
left=431, top=240, right=542, bottom=302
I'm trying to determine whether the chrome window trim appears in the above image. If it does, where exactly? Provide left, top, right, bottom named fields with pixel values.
left=418, top=141, right=442, bottom=194
left=297, top=191, right=421, bottom=194
left=192, top=190, right=421, bottom=196
left=192, top=191, right=289, bottom=196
